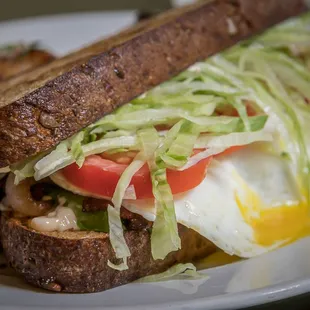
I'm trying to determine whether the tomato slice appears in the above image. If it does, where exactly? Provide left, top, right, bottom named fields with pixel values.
left=62, top=150, right=212, bottom=200
left=61, top=146, right=243, bottom=200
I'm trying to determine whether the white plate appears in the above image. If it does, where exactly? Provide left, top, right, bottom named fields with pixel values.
left=0, top=12, right=137, bottom=55
left=1, top=12, right=310, bottom=310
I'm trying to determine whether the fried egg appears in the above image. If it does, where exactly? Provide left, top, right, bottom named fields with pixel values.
left=52, top=142, right=310, bottom=258
left=123, top=144, right=310, bottom=258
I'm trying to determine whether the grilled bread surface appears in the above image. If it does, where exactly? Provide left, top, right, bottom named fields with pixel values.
left=0, top=0, right=305, bottom=167
left=1, top=215, right=216, bottom=293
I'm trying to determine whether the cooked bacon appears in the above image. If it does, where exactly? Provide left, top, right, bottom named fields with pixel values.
left=82, top=197, right=110, bottom=212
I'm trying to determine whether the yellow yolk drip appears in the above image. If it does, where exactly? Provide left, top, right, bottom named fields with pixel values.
left=195, top=251, right=241, bottom=270
left=235, top=185, right=310, bottom=247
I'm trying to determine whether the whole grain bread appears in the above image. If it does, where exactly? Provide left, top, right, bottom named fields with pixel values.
left=0, top=0, right=306, bottom=168
left=1, top=215, right=216, bottom=293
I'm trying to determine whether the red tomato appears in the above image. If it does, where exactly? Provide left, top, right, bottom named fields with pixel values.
left=62, top=145, right=244, bottom=200
left=62, top=150, right=212, bottom=199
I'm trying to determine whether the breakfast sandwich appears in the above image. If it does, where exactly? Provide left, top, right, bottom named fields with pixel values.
left=0, top=0, right=309, bottom=293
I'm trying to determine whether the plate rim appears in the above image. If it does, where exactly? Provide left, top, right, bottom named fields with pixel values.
left=0, top=11, right=309, bottom=310
left=2, top=276, right=309, bottom=310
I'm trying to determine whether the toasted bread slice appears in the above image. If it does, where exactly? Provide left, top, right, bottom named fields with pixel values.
left=0, top=44, right=55, bottom=82
left=0, top=0, right=305, bottom=168
left=1, top=214, right=216, bottom=293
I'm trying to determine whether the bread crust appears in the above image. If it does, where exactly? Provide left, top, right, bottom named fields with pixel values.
left=0, top=0, right=306, bottom=167
left=1, top=215, right=216, bottom=293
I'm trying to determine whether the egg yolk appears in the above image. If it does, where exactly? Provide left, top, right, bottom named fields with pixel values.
left=195, top=251, right=241, bottom=270
left=235, top=183, right=310, bottom=247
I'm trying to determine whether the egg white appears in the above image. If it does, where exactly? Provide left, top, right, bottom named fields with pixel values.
left=123, top=144, right=304, bottom=258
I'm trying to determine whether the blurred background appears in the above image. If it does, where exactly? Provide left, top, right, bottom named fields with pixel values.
left=0, top=0, right=180, bottom=21
left=0, top=0, right=198, bottom=55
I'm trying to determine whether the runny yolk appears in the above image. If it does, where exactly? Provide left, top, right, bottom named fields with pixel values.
left=195, top=251, right=241, bottom=270
left=235, top=184, right=310, bottom=247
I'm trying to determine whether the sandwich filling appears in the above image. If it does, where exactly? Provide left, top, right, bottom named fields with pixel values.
left=3, top=13, right=310, bottom=269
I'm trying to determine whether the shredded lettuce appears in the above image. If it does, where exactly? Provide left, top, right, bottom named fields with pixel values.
left=138, top=127, right=181, bottom=260
left=108, top=153, right=146, bottom=264
left=34, top=141, right=72, bottom=180
left=212, top=46, right=310, bottom=202
left=33, top=136, right=139, bottom=180
left=196, top=115, right=267, bottom=134
left=70, top=131, right=85, bottom=168
left=157, top=120, right=184, bottom=154
left=107, top=204, right=129, bottom=270
left=160, top=121, right=200, bottom=169
left=136, top=263, right=207, bottom=282
left=12, top=152, right=47, bottom=184
left=251, top=13, right=310, bottom=54
left=13, top=55, right=268, bottom=184
left=181, top=131, right=272, bottom=171
left=108, top=257, right=128, bottom=271
left=195, top=131, right=272, bottom=149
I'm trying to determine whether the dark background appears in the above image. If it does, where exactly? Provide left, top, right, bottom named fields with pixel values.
left=1, top=0, right=310, bottom=309
left=0, top=0, right=170, bottom=21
